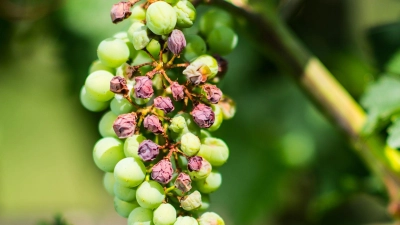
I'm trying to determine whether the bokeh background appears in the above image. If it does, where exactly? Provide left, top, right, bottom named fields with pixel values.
left=1, top=0, right=400, bottom=224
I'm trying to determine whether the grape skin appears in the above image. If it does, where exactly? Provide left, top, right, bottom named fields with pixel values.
left=93, top=137, right=125, bottom=172
left=79, top=86, right=109, bottom=112
left=114, top=197, right=140, bottom=218
left=98, top=111, right=118, bottom=138
left=97, top=38, right=130, bottom=68
left=136, top=181, right=165, bottom=209
left=85, top=70, right=115, bottom=102
left=153, top=203, right=177, bottom=225
left=114, top=157, right=147, bottom=188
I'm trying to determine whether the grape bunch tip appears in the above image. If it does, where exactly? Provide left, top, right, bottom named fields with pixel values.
left=80, top=0, right=238, bottom=224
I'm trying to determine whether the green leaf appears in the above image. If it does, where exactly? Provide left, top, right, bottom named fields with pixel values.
left=387, top=118, right=400, bottom=149
left=360, top=75, right=400, bottom=134
left=386, top=49, right=400, bottom=75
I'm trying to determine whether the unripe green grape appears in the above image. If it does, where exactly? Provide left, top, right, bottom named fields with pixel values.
left=80, top=86, right=109, bottom=112
left=199, top=8, right=234, bottom=36
left=198, top=212, right=225, bottom=225
left=114, top=183, right=137, bottom=202
left=85, top=70, right=115, bottom=102
left=180, top=133, right=201, bottom=156
left=169, top=116, right=187, bottom=133
left=146, top=39, right=161, bottom=60
left=132, top=50, right=153, bottom=74
left=128, top=207, right=154, bottom=225
left=188, top=158, right=212, bottom=181
left=98, top=111, right=118, bottom=138
left=153, top=203, right=177, bottom=225
left=130, top=5, right=146, bottom=22
left=146, top=1, right=177, bottom=35
left=93, top=137, right=125, bottom=172
left=208, top=105, right=223, bottom=132
left=200, top=130, right=212, bottom=139
left=182, top=35, right=206, bottom=62
left=114, top=157, right=147, bottom=188
left=114, top=197, right=140, bottom=218
left=113, top=32, right=137, bottom=59
left=174, top=216, right=198, bottom=225
left=136, top=181, right=165, bottom=209
left=174, top=0, right=196, bottom=28
left=88, top=60, right=116, bottom=74
left=97, top=38, right=130, bottom=68
left=198, top=137, right=229, bottom=167
left=196, top=170, right=222, bottom=193
left=199, top=194, right=210, bottom=211
left=169, top=113, right=200, bottom=141
left=207, top=26, right=238, bottom=55
left=110, top=98, right=134, bottom=115
left=124, top=134, right=146, bottom=159
left=128, top=22, right=151, bottom=50
left=103, top=172, right=116, bottom=196
left=191, top=55, right=218, bottom=79
left=180, top=190, right=202, bottom=211
left=164, top=0, right=179, bottom=5
left=134, top=97, right=150, bottom=105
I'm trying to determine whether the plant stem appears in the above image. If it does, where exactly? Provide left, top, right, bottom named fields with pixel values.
left=207, top=0, right=400, bottom=217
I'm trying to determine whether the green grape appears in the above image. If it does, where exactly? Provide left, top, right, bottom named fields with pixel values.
left=127, top=21, right=150, bottom=50
left=180, top=132, right=201, bottom=156
left=180, top=190, right=202, bottom=211
left=128, top=207, right=154, bottom=225
left=132, top=50, right=153, bottom=74
left=199, top=194, right=210, bottom=211
left=110, top=98, right=135, bottom=115
left=196, top=170, right=222, bottom=193
left=200, top=130, right=212, bottom=139
left=207, top=26, right=238, bottom=56
left=80, top=86, right=109, bottom=112
left=146, top=39, right=161, bottom=60
left=197, top=137, right=229, bottom=167
left=113, top=31, right=137, bottom=59
left=199, top=8, right=234, bottom=36
left=114, top=157, right=147, bottom=188
left=97, top=38, right=130, bottom=68
left=182, top=35, right=206, bottom=62
left=99, top=111, right=118, bottom=138
left=198, top=212, right=225, bottom=225
left=124, top=135, right=147, bottom=159
left=174, top=216, right=199, bottom=225
left=130, top=5, right=146, bottom=22
left=164, top=0, right=179, bottom=5
left=103, top=172, right=116, bottom=196
left=191, top=55, right=218, bottom=79
left=208, top=105, right=223, bottom=132
left=136, top=181, right=165, bottom=209
left=188, top=159, right=212, bottom=181
left=114, top=197, right=140, bottom=218
left=146, top=1, right=177, bottom=35
left=153, top=203, right=177, bottom=225
left=174, top=0, right=196, bottom=28
left=169, top=113, right=200, bottom=141
left=114, top=182, right=137, bottom=202
left=85, top=70, right=115, bottom=102
left=88, top=60, right=116, bottom=74
left=93, top=137, right=125, bottom=172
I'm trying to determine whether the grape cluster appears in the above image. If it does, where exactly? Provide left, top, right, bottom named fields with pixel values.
left=80, top=0, right=237, bottom=224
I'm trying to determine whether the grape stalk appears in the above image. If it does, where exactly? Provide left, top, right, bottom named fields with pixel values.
left=79, top=0, right=238, bottom=224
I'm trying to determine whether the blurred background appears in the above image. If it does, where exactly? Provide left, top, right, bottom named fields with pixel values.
left=1, top=0, right=400, bottom=224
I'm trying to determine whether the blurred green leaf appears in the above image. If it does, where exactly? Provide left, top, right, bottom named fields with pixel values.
left=385, top=49, right=400, bottom=75
left=360, top=75, right=400, bottom=134
left=387, top=118, right=400, bottom=149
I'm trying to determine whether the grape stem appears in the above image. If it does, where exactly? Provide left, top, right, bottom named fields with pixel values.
left=205, top=0, right=400, bottom=219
